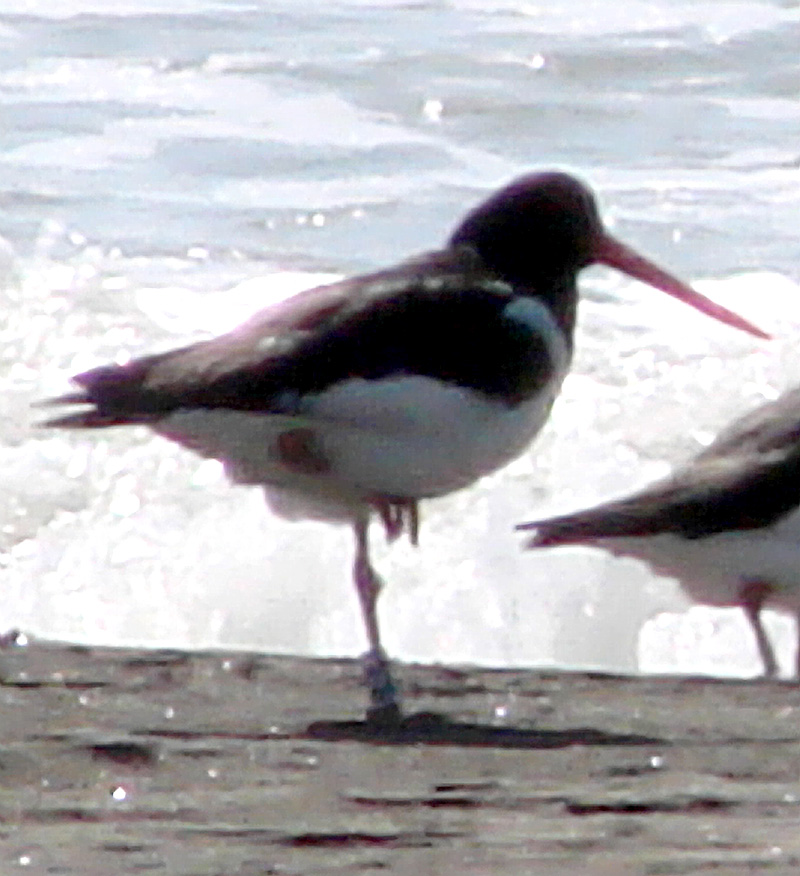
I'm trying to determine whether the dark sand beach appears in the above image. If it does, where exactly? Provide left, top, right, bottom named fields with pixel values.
left=2, top=636, right=800, bottom=875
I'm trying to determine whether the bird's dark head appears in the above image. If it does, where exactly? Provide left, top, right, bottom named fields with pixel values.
left=449, top=171, right=602, bottom=291
left=449, top=170, right=769, bottom=340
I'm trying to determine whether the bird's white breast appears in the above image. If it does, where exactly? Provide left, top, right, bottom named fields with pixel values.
left=158, top=369, right=565, bottom=522
left=301, top=371, right=563, bottom=497
left=596, top=504, right=800, bottom=611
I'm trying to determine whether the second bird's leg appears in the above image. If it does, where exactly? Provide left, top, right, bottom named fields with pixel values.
left=353, top=517, right=402, bottom=723
left=739, top=579, right=779, bottom=679
left=795, top=610, right=800, bottom=681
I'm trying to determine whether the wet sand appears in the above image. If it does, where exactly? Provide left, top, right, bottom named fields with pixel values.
left=2, top=636, right=800, bottom=875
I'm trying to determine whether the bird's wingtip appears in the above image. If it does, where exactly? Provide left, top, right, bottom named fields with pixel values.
left=36, top=409, right=124, bottom=429
left=32, top=392, right=126, bottom=428
left=31, top=391, right=90, bottom=409
left=514, top=519, right=551, bottom=549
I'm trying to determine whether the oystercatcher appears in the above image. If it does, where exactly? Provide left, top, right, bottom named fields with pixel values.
left=41, top=171, right=767, bottom=721
left=518, top=386, right=800, bottom=680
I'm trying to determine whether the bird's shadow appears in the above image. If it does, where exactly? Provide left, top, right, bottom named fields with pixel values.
left=305, top=710, right=662, bottom=748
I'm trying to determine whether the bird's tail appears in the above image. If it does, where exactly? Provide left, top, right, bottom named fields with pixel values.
left=516, top=506, right=641, bottom=548
left=33, top=391, right=152, bottom=429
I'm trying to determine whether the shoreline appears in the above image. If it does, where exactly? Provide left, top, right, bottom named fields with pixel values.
left=2, top=635, right=800, bottom=874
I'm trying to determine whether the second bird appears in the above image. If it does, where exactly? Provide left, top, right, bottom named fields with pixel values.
left=519, top=386, right=800, bottom=680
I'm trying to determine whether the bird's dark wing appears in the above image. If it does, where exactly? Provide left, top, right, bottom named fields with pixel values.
left=696, top=386, right=800, bottom=460
left=520, top=389, right=800, bottom=545
left=42, top=247, right=560, bottom=428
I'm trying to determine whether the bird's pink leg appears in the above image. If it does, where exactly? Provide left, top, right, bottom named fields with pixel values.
left=353, top=517, right=401, bottom=723
left=739, top=579, right=779, bottom=679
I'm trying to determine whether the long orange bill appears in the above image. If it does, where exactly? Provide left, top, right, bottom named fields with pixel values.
left=595, top=234, right=770, bottom=341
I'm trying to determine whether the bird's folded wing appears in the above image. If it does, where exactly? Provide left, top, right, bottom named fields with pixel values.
left=520, top=444, right=800, bottom=544
left=41, top=247, right=557, bottom=427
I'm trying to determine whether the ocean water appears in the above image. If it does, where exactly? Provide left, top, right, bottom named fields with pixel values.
left=3, top=0, right=800, bottom=679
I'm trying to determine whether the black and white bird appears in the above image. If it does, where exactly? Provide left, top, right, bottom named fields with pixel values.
left=518, top=386, right=800, bottom=680
left=41, top=171, right=767, bottom=722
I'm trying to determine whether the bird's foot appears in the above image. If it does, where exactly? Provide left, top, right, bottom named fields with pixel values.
left=370, top=497, right=419, bottom=546
left=363, top=648, right=402, bottom=725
